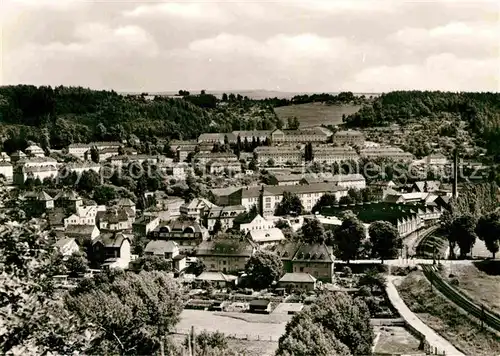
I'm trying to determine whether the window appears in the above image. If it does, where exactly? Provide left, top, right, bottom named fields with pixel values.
left=299, top=267, right=304, bottom=272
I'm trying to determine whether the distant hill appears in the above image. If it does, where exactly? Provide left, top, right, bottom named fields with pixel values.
left=275, top=102, right=362, bottom=128
left=122, top=90, right=381, bottom=100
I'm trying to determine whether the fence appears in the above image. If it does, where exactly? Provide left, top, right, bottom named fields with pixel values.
left=173, top=328, right=279, bottom=342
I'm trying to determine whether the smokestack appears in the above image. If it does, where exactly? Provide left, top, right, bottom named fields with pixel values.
left=452, top=149, right=458, bottom=199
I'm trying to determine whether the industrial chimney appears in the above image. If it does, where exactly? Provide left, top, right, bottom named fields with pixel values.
left=452, top=149, right=458, bottom=199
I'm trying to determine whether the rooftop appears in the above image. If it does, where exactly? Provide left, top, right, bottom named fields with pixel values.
left=279, top=272, right=316, bottom=283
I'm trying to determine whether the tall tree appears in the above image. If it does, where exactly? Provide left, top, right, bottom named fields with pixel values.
left=244, top=250, right=283, bottom=289
left=312, top=193, right=338, bottom=213
left=476, top=212, right=500, bottom=258
left=301, top=217, right=326, bottom=243
left=449, top=214, right=477, bottom=259
left=275, top=191, right=304, bottom=216
left=89, top=146, right=99, bottom=163
left=369, top=221, right=401, bottom=262
left=66, top=271, right=184, bottom=355
left=334, top=215, right=365, bottom=263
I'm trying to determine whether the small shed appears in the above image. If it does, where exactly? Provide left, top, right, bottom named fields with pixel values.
left=248, top=299, right=271, bottom=314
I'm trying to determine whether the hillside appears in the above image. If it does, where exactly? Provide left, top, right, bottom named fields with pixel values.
left=0, top=85, right=278, bottom=152
left=343, top=91, right=500, bottom=158
left=274, top=102, right=361, bottom=128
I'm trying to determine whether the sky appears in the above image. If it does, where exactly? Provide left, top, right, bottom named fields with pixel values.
left=1, top=0, right=499, bottom=93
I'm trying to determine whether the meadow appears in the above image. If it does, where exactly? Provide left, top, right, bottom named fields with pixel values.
left=274, top=102, right=361, bottom=128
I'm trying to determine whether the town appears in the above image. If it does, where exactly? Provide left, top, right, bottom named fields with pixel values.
left=2, top=0, right=500, bottom=355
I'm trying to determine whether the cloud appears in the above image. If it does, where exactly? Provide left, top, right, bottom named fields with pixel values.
left=353, top=53, right=500, bottom=92
left=1, top=0, right=498, bottom=92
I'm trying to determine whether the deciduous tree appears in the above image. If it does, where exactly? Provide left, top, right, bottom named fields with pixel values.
left=245, top=250, right=283, bottom=289
left=369, top=221, right=401, bottom=262
left=334, top=215, right=365, bottom=263
left=275, top=191, right=304, bottom=216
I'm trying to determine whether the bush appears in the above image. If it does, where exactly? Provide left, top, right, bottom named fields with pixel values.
left=342, top=266, right=353, bottom=278
left=450, top=278, right=460, bottom=286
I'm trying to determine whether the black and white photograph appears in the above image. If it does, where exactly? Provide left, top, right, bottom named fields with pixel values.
left=1, top=0, right=499, bottom=355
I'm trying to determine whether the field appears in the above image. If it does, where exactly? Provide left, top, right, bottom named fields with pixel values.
left=274, top=102, right=361, bottom=128
left=397, top=271, right=500, bottom=356
left=442, top=263, right=500, bottom=314
left=372, top=326, right=421, bottom=354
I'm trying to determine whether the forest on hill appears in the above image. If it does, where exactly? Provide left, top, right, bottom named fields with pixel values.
left=343, top=91, right=500, bottom=157
left=0, top=85, right=278, bottom=152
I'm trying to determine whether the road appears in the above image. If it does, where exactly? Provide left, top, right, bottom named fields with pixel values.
left=385, top=276, right=465, bottom=356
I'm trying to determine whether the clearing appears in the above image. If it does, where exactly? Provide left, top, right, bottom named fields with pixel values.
left=441, top=262, right=500, bottom=314
left=397, top=271, right=500, bottom=356
left=274, top=102, right=361, bottom=128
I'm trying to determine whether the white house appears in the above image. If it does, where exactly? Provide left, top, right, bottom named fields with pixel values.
left=180, top=198, right=217, bottom=221
left=94, top=233, right=132, bottom=270
left=25, top=144, right=45, bottom=157
left=0, top=161, right=13, bottom=183
left=247, top=228, right=285, bottom=247
left=63, top=162, right=101, bottom=175
left=68, top=143, right=91, bottom=160
left=54, top=238, right=80, bottom=257
left=64, top=204, right=106, bottom=227
left=239, top=214, right=275, bottom=233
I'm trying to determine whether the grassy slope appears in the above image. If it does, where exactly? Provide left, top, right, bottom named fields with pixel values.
left=397, top=271, right=500, bottom=356
left=274, top=102, right=361, bottom=128
left=442, top=263, right=500, bottom=315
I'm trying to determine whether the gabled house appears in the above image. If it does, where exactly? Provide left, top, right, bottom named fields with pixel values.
left=195, top=239, right=255, bottom=273
left=97, top=207, right=133, bottom=232
left=54, top=238, right=80, bottom=258
left=143, top=240, right=186, bottom=272
left=65, top=224, right=100, bottom=243
left=148, top=220, right=209, bottom=252
left=412, top=180, right=441, bottom=193
left=273, top=242, right=334, bottom=282
left=132, top=215, right=160, bottom=237
left=22, top=191, right=54, bottom=213
left=92, top=232, right=132, bottom=270
left=247, top=228, right=285, bottom=247
left=25, top=144, right=45, bottom=157
left=54, top=190, right=83, bottom=213
left=180, top=198, right=217, bottom=221
left=206, top=205, right=246, bottom=232
left=278, top=273, right=317, bottom=291
left=235, top=213, right=275, bottom=233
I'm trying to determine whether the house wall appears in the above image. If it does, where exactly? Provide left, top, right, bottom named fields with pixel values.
left=278, top=281, right=316, bottom=291
left=292, top=261, right=333, bottom=282
left=0, top=166, right=13, bottom=182
left=199, top=255, right=250, bottom=273
left=240, top=215, right=275, bottom=233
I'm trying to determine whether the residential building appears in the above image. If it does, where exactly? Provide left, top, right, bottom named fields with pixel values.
left=205, top=159, right=242, bottom=175
left=132, top=215, right=160, bottom=237
left=180, top=198, right=217, bottom=221
left=54, top=190, right=83, bottom=213
left=194, top=152, right=238, bottom=165
left=229, top=183, right=348, bottom=217
left=195, top=272, right=238, bottom=288
left=163, top=162, right=189, bottom=180
left=25, top=144, right=45, bottom=157
left=169, top=140, right=198, bottom=152
left=302, top=174, right=366, bottom=190
left=425, top=153, right=448, bottom=165
left=312, top=146, right=359, bottom=164
left=54, top=238, right=80, bottom=258
left=273, top=242, right=335, bottom=282
left=0, top=161, right=13, bottom=183
left=0, top=152, right=11, bottom=162
left=235, top=213, right=275, bottom=233
left=143, top=240, right=186, bottom=272
left=92, top=232, right=132, bottom=269
left=117, top=198, right=136, bottom=216
left=98, top=207, right=134, bottom=232
left=270, top=128, right=331, bottom=144
left=247, top=227, right=285, bottom=247
left=198, top=133, right=236, bottom=144
left=248, top=299, right=272, bottom=314
left=333, top=130, right=365, bottom=146
left=232, top=130, right=271, bottom=142
left=177, top=145, right=197, bottom=162
left=48, top=208, right=67, bottom=230
left=90, top=141, right=122, bottom=150
left=206, top=205, right=247, bottom=232
left=15, top=160, right=58, bottom=184
left=98, top=147, right=120, bottom=161
left=254, top=146, right=303, bottom=165
left=278, top=273, right=317, bottom=291
left=68, top=143, right=91, bottom=160
left=108, top=154, right=160, bottom=167
left=209, top=187, right=241, bottom=206
left=273, top=174, right=304, bottom=186
left=62, top=162, right=101, bottom=175
left=65, top=224, right=100, bottom=242
left=64, top=204, right=106, bottom=227
left=21, top=191, right=54, bottom=213
left=10, top=150, right=27, bottom=163
left=148, top=220, right=209, bottom=252
left=360, top=147, right=414, bottom=161
left=195, top=239, right=255, bottom=273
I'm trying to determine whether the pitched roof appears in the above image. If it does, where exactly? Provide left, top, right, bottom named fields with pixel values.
left=248, top=228, right=285, bottom=243
left=54, top=238, right=77, bottom=249
left=195, top=239, right=253, bottom=257
left=195, top=271, right=236, bottom=282
left=334, top=130, right=363, bottom=137
left=207, top=205, right=246, bottom=219
left=117, top=198, right=135, bottom=207
left=95, top=232, right=129, bottom=248
left=279, top=272, right=316, bottom=283
left=144, top=240, right=178, bottom=255
left=292, top=243, right=334, bottom=263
